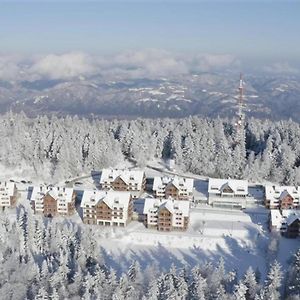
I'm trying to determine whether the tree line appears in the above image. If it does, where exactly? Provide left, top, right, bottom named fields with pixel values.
left=1, top=112, right=300, bottom=185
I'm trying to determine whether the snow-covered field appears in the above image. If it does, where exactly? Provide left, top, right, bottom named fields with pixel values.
left=76, top=206, right=298, bottom=280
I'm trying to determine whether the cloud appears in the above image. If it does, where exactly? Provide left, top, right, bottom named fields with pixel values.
left=0, top=50, right=240, bottom=82
left=28, top=52, right=97, bottom=80
left=188, top=53, right=239, bottom=72
left=262, top=62, right=299, bottom=74
left=100, top=49, right=189, bottom=78
left=0, top=55, right=25, bottom=81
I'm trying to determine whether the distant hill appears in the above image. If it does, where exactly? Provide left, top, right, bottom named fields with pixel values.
left=1, top=73, right=300, bottom=121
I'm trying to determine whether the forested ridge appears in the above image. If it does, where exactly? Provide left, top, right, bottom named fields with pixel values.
left=0, top=208, right=299, bottom=300
left=1, top=113, right=300, bottom=185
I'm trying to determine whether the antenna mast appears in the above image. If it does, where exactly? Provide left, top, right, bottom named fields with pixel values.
left=236, top=73, right=245, bottom=144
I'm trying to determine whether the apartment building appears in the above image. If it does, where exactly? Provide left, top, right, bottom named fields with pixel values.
left=265, top=185, right=300, bottom=209
left=0, top=181, right=18, bottom=208
left=270, top=209, right=300, bottom=238
left=152, top=176, right=194, bottom=200
left=81, top=190, right=133, bottom=226
left=143, top=198, right=190, bottom=231
left=30, top=185, right=76, bottom=217
left=208, top=178, right=248, bottom=208
left=100, top=169, right=145, bottom=194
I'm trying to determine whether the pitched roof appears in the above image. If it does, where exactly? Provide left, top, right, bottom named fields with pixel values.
left=81, top=190, right=131, bottom=210
left=265, top=185, right=300, bottom=205
left=143, top=197, right=190, bottom=217
left=220, top=183, right=234, bottom=193
left=208, top=178, right=248, bottom=195
left=0, top=181, right=16, bottom=197
left=279, top=190, right=293, bottom=201
left=153, top=176, right=194, bottom=193
left=100, top=169, right=144, bottom=189
left=285, top=211, right=300, bottom=226
left=30, top=185, right=74, bottom=203
left=270, top=209, right=284, bottom=228
left=270, top=209, right=300, bottom=228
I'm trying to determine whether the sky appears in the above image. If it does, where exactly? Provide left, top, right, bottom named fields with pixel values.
left=0, top=1, right=299, bottom=62
left=0, top=0, right=300, bottom=81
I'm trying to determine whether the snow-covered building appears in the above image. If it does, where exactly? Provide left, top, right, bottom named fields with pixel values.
left=265, top=185, right=300, bottom=209
left=152, top=176, right=194, bottom=201
left=270, top=209, right=300, bottom=238
left=30, top=185, right=76, bottom=217
left=81, top=190, right=133, bottom=226
left=100, top=169, right=145, bottom=195
left=208, top=178, right=248, bottom=209
left=143, top=198, right=190, bottom=231
left=0, top=181, right=18, bottom=208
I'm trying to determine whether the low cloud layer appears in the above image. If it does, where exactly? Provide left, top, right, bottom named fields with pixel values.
left=262, top=62, right=299, bottom=75
left=0, top=55, right=25, bottom=81
left=0, top=50, right=295, bottom=82
left=29, top=52, right=97, bottom=80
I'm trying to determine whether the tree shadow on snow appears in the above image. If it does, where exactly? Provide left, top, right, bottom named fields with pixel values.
left=91, top=170, right=102, bottom=189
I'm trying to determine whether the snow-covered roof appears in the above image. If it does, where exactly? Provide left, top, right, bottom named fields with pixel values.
left=270, top=209, right=300, bottom=229
left=285, top=210, right=300, bottom=226
left=208, top=178, right=248, bottom=195
left=0, top=181, right=15, bottom=196
left=265, top=185, right=300, bottom=204
left=100, top=169, right=145, bottom=189
left=81, top=190, right=131, bottom=210
left=143, top=198, right=190, bottom=217
left=270, top=210, right=284, bottom=229
left=30, top=185, right=74, bottom=203
left=153, top=176, right=194, bottom=193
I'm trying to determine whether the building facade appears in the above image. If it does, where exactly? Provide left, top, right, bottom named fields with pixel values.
left=30, top=185, right=76, bottom=217
left=100, top=169, right=146, bottom=195
left=81, top=190, right=133, bottom=226
left=152, top=176, right=194, bottom=200
left=208, top=178, right=248, bottom=209
left=265, top=185, right=300, bottom=209
left=270, top=209, right=300, bottom=238
left=0, top=181, right=18, bottom=208
left=143, top=198, right=190, bottom=231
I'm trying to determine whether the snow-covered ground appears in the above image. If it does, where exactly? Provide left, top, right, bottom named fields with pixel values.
left=10, top=187, right=299, bottom=281
left=89, top=206, right=298, bottom=280
left=1, top=160, right=299, bottom=281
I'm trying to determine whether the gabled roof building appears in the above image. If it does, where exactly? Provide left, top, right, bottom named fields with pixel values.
left=270, top=209, right=300, bottom=238
left=208, top=178, right=248, bottom=209
left=0, top=181, right=18, bottom=208
left=265, top=185, right=300, bottom=209
left=143, top=198, right=190, bottom=231
left=30, top=185, right=76, bottom=217
left=81, top=190, right=133, bottom=226
left=100, top=169, right=145, bottom=195
left=152, top=176, right=194, bottom=200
